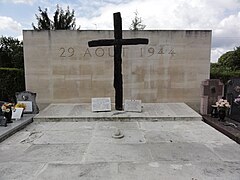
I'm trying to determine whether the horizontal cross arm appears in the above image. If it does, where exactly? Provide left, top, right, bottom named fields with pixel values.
left=88, top=38, right=148, bottom=47
left=88, top=40, right=115, bottom=47
left=121, top=38, right=148, bottom=45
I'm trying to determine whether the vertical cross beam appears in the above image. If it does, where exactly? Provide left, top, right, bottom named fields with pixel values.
left=113, top=12, right=123, bottom=110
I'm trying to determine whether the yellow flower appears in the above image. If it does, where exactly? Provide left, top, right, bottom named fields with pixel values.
left=15, top=103, right=26, bottom=109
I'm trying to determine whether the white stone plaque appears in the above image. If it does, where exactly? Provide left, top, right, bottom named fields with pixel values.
left=124, top=100, right=142, bottom=112
left=92, top=98, right=111, bottom=112
left=17, top=101, right=33, bottom=112
left=12, top=108, right=24, bottom=120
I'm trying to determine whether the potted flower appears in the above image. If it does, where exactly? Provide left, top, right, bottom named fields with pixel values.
left=215, top=99, right=230, bottom=121
left=1, top=103, right=15, bottom=123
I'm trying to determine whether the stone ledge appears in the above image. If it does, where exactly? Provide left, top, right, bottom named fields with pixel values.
left=202, top=115, right=240, bottom=144
left=0, top=114, right=34, bottom=143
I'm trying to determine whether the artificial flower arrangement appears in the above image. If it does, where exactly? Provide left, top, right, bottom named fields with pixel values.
left=15, top=103, right=26, bottom=109
left=215, top=99, right=231, bottom=110
left=1, top=103, right=15, bottom=113
left=234, top=95, right=240, bottom=105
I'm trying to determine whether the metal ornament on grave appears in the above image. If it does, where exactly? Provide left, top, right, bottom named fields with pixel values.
left=200, top=79, right=224, bottom=115
left=88, top=12, right=149, bottom=110
left=226, top=78, right=240, bottom=122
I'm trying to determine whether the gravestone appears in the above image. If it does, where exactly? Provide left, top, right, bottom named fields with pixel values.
left=15, top=91, right=39, bottom=114
left=124, top=100, right=142, bottom=112
left=226, top=78, right=240, bottom=122
left=91, top=98, right=111, bottom=112
left=200, top=79, right=224, bottom=115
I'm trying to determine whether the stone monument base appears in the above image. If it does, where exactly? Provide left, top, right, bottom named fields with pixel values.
left=34, top=103, right=201, bottom=122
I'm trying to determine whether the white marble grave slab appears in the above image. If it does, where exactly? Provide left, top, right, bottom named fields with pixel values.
left=124, top=100, right=142, bottom=112
left=12, top=108, right=23, bottom=119
left=92, top=98, right=111, bottom=112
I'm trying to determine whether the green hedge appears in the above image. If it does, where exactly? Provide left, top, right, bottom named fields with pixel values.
left=0, top=68, right=25, bottom=102
left=210, top=69, right=240, bottom=84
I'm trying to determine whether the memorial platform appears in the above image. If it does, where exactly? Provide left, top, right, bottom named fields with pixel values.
left=34, top=103, right=202, bottom=122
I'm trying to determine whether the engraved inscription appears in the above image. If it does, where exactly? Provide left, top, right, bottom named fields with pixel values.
left=59, top=47, right=74, bottom=57
left=95, top=48, right=104, bottom=57
left=58, top=45, right=176, bottom=59
left=124, top=100, right=142, bottom=112
left=92, top=98, right=111, bottom=112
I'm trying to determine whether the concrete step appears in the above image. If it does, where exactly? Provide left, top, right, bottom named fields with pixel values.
left=34, top=103, right=202, bottom=122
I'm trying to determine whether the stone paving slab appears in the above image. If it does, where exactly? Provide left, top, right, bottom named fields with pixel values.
left=0, top=162, right=45, bottom=180
left=16, top=144, right=87, bottom=163
left=34, top=103, right=202, bottom=121
left=116, top=161, right=240, bottom=180
left=0, top=121, right=239, bottom=179
left=33, top=129, right=93, bottom=144
left=36, top=162, right=118, bottom=180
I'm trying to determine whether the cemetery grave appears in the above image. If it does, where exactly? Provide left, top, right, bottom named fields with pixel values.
left=1, top=11, right=240, bottom=180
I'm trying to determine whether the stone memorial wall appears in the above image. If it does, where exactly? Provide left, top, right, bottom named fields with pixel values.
left=23, top=30, right=211, bottom=110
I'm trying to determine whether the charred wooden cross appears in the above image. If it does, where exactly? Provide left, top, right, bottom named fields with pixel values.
left=88, top=12, right=148, bottom=110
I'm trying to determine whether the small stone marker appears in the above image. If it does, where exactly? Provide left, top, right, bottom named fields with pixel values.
left=91, top=98, right=111, bottom=112
left=12, top=108, right=24, bottom=120
left=124, top=100, right=142, bottom=112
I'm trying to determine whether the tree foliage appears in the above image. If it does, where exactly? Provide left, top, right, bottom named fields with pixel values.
left=210, top=46, right=240, bottom=83
left=129, top=11, right=146, bottom=31
left=218, top=47, right=240, bottom=71
left=32, top=7, right=52, bottom=30
left=0, top=36, right=24, bottom=69
left=0, top=68, right=25, bottom=102
left=32, top=5, right=79, bottom=30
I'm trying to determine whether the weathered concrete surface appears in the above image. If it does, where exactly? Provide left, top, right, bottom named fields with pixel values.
left=0, top=121, right=239, bottom=179
left=34, top=103, right=202, bottom=121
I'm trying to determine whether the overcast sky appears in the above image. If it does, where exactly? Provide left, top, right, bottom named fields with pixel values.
left=0, top=0, right=240, bottom=62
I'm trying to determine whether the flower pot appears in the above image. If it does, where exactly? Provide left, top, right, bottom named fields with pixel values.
left=4, top=110, right=13, bottom=123
left=218, top=109, right=226, bottom=122
left=211, top=105, right=218, bottom=118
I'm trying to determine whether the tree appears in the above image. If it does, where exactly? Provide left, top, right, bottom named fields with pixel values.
left=218, top=47, right=240, bottom=71
left=129, top=11, right=146, bottom=31
left=32, top=7, right=52, bottom=30
left=53, top=5, right=77, bottom=30
left=210, top=46, right=240, bottom=83
left=0, top=36, right=24, bottom=69
left=32, top=5, right=79, bottom=30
